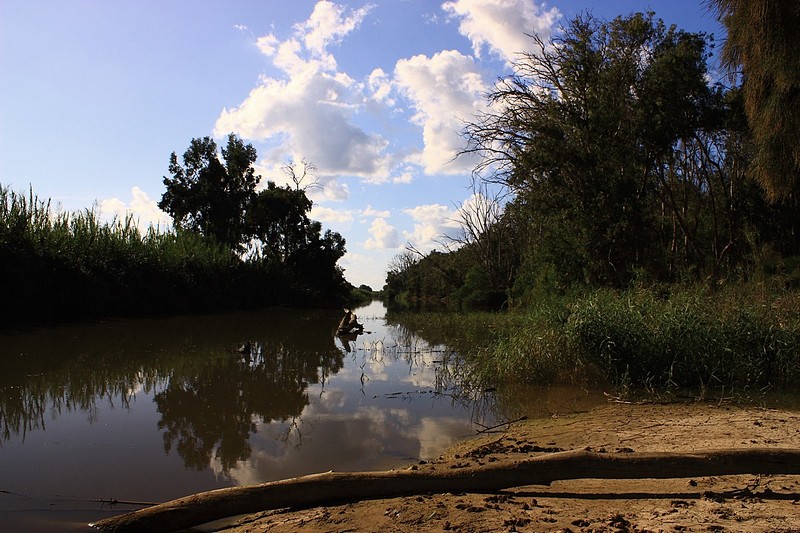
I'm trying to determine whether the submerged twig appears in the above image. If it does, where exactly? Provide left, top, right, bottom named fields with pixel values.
left=475, top=415, right=528, bottom=434
left=95, top=498, right=160, bottom=507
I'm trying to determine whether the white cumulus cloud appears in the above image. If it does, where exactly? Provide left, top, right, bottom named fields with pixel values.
left=364, top=217, right=400, bottom=249
left=361, top=205, right=390, bottom=218
left=442, top=0, right=560, bottom=64
left=394, top=50, right=488, bottom=175
left=402, top=202, right=461, bottom=250
left=367, top=67, right=394, bottom=105
left=311, top=205, right=355, bottom=224
left=215, top=2, right=392, bottom=180
left=298, top=1, right=375, bottom=57
left=99, top=187, right=172, bottom=233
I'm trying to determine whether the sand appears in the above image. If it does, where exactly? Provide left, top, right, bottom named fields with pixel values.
left=213, top=402, right=800, bottom=533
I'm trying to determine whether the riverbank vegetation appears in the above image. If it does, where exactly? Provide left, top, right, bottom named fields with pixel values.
left=1, top=136, right=354, bottom=325
left=391, top=283, right=800, bottom=395
left=385, top=8, right=800, bottom=395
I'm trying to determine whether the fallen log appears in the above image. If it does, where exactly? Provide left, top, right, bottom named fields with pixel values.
left=90, top=447, right=800, bottom=533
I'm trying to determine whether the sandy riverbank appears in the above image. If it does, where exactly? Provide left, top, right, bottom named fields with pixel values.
left=209, top=402, right=800, bottom=532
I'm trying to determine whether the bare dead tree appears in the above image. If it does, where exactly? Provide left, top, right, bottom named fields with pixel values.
left=282, top=158, right=321, bottom=192
left=387, top=250, right=418, bottom=276
left=460, top=31, right=554, bottom=191
left=447, top=182, right=516, bottom=299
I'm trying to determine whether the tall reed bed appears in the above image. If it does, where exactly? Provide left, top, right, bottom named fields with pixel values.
left=0, top=185, right=298, bottom=324
left=567, top=286, right=800, bottom=392
left=393, top=284, right=800, bottom=395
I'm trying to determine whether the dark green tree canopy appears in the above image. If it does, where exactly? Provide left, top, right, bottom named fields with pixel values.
left=246, top=182, right=347, bottom=291
left=385, top=10, right=800, bottom=309
left=158, top=135, right=348, bottom=297
left=159, top=134, right=259, bottom=250
left=247, top=182, right=314, bottom=263
left=464, top=12, right=715, bottom=285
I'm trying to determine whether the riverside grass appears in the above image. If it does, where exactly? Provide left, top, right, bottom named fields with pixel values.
left=0, top=185, right=309, bottom=325
left=394, top=285, right=800, bottom=395
left=566, top=287, right=800, bottom=393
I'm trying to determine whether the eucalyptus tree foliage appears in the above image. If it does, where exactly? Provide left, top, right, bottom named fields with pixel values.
left=160, top=137, right=347, bottom=293
left=464, top=12, right=716, bottom=285
left=246, top=182, right=313, bottom=263
left=159, top=134, right=259, bottom=251
left=246, top=182, right=346, bottom=289
left=708, top=0, right=800, bottom=201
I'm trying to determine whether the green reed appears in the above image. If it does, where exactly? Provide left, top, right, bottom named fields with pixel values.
left=0, top=185, right=296, bottom=324
left=390, top=283, right=800, bottom=395
left=566, top=286, right=800, bottom=392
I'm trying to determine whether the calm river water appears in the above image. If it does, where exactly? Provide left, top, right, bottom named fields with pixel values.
left=0, top=301, right=510, bottom=531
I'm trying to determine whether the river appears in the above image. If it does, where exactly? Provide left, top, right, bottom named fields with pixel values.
left=0, top=301, right=504, bottom=531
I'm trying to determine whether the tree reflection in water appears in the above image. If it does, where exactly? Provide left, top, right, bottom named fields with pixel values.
left=1, top=302, right=517, bottom=533
left=0, top=307, right=345, bottom=472
left=1, top=303, right=507, bottom=481
left=155, top=340, right=344, bottom=473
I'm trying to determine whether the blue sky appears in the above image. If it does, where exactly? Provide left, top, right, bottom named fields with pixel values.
left=0, top=0, right=723, bottom=289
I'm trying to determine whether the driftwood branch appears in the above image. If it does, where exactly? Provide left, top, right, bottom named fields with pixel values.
left=90, top=448, right=800, bottom=533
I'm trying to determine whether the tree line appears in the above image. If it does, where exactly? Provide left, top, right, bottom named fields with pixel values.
left=0, top=136, right=351, bottom=325
left=159, top=134, right=348, bottom=298
left=386, top=8, right=800, bottom=309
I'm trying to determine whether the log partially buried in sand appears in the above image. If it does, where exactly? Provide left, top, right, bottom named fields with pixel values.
left=90, top=448, right=800, bottom=533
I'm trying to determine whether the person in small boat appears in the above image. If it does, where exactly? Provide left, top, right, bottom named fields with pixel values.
left=336, top=308, right=363, bottom=335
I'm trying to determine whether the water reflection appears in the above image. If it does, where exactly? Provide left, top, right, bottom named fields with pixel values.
left=337, top=331, right=361, bottom=353
left=154, top=337, right=344, bottom=473
left=0, top=340, right=165, bottom=444
left=0, top=302, right=613, bottom=531
left=0, top=301, right=490, bottom=525
left=0, top=308, right=345, bottom=450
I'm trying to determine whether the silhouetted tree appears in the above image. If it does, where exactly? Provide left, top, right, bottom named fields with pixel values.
left=159, top=134, right=259, bottom=251
left=247, top=183, right=314, bottom=263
